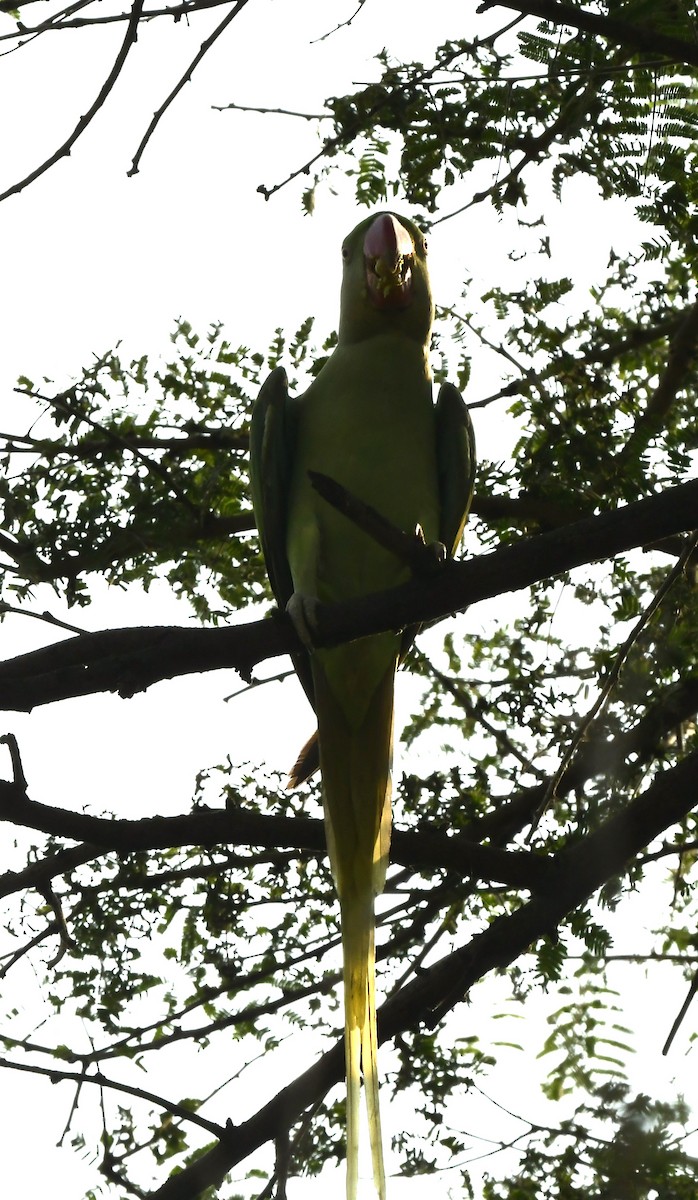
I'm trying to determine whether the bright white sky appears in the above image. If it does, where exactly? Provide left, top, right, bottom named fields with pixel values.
left=0, top=2, right=696, bottom=1197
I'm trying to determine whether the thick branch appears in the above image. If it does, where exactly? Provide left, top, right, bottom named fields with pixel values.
left=465, top=306, right=689, bottom=412
left=0, top=477, right=694, bottom=710
left=18, top=510, right=253, bottom=586
left=0, top=780, right=548, bottom=893
left=466, top=490, right=586, bottom=528
left=1, top=427, right=249, bottom=458
left=4, top=669, right=697, bottom=898
left=148, top=747, right=698, bottom=1198
left=0, top=842, right=106, bottom=899
left=480, top=0, right=698, bottom=69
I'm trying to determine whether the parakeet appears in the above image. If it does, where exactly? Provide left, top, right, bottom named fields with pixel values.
left=250, top=212, right=476, bottom=1199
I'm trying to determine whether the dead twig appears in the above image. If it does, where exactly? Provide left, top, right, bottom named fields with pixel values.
left=0, top=0, right=145, bottom=205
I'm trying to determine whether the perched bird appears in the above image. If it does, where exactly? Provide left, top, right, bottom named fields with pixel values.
left=250, top=211, right=475, bottom=1199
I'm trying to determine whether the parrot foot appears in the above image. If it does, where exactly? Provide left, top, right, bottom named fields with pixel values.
left=412, top=524, right=449, bottom=576
left=286, top=593, right=320, bottom=649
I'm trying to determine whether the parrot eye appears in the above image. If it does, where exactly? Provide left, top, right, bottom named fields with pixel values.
left=342, top=245, right=350, bottom=260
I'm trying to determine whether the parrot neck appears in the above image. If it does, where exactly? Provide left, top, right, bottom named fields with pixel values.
left=330, top=333, right=432, bottom=384
left=335, top=331, right=431, bottom=376
left=338, top=287, right=433, bottom=349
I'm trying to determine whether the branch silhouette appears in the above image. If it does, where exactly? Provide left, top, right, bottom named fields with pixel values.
left=4, top=673, right=697, bottom=898
left=147, top=747, right=698, bottom=1198
left=0, top=477, right=695, bottom=710
left=481, top=0, right=698, bottom=69
left=0, top=0, right=145, bottom=205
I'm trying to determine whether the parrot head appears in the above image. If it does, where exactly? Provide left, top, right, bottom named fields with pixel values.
left=363, top=212, right=416, bottom=310
left=338, top=211, right=433, bottom=346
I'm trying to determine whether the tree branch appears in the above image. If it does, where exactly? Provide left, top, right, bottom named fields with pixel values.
left=479, top=0, right=698, bottom=70
left=0, top=0, right=145, bottom=205
left=534, top=528, right=698, bottom=825
left=0, top=842, right=105, bottom=899
left=25, top=386, right=200, bottom=513
left=127, top=0, right=251, bottom=176
left=0, top=476, right=694, bottom=709
left=461, top=304, right=689, bottom=412
left=4, top=667, right=697, bottom=899
left=1, top=425, right=249, bottom=458
left=0, top=1056, right=224, bottom=1137
left=0, top=779, right=550, bottom=894
left=254, top=43, right=468, bottom=203
left=0, top=0, right=232, bottom=37
left=434, top=64, right=606, bottom=224
left=147, top=747, right=698, bottom=1199
left=309, top=470, right=447, bottom=575
left=15, top=509, right=253, bottom=586
left=617, top=297, right=698, bottom=465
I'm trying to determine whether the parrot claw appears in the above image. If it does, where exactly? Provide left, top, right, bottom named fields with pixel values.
left=426, top=538, right=448, bottom=569
left=286, top=592, right=320, bottom=649
left=413, top=526, right=448, bottom=575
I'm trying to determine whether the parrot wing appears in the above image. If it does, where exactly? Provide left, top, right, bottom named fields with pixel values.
left=249, top=365, right=315, bottom=711
left=249, top=365, right=294, bottom=610
left=435, top=381, right=477, bottom=554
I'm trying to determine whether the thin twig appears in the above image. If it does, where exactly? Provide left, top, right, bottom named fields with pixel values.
left=224, top=667, right=295, bottom=702
left=432, top=60, right=623, bottom=227
left=662, top=970, right=698, bottom=1055
left=56, top=1065, right=86, bottom=1147
left=310, top=0, right=366, bottom=43
left=0, top=732, right=27, bottom=790
left=128, top=0, right=251, bottom=176
left=0, top=0, right=233, bottom=38
left=530, top=528, right=698, bottom=835
left=0, top=1057, right=225, bottom=1136
left=18, top=385, right=197, bottom=513
left=0, top=923, right=57, bottom=979
left=412, top=648, right=548, bottom=781
left=642, top=838, right=698, bottom=865
left=39, top=881, right=77, bottom=966
left=0, top=601, right=87, bottom=635
left=389, top=901, right=461, bottom=995
left=440, top=306, right=530, bottom=377
left=309, top=470, right=447, bottom=576
left=212, top=101, right=328, bottom=119
left=255, top=44, right=468, bottom=203
left=0, top=0, right=145, bottom=204
left=0, top=0, right=93, bottom=52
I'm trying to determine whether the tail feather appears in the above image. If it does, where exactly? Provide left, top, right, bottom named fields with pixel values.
left=312, top=648, right=395, bottom=1200
left=362, top=924, right=385, bottom=1199
left=345, top=1019, right=361, bottom=1200
left=343, top=900, right=385, bottom=1200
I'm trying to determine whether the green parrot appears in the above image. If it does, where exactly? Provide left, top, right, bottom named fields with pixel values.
left=249, top=211, right=475, bottom=1199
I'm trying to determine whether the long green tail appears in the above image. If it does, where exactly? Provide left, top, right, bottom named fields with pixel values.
left=312, top=648, right=395, bottom=1200
left=342, top=899, right=384, bottom=1200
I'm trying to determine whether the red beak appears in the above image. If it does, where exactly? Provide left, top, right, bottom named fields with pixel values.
left=363, top=213, right=415, bottom=310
